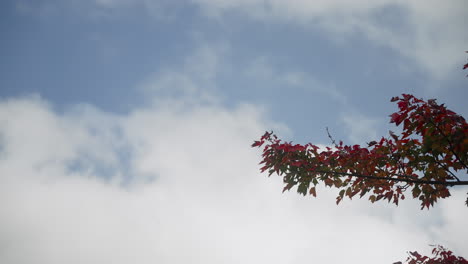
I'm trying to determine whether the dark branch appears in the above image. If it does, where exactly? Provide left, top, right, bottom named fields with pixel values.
left=433, top=156, right=461, bottom=182
left=312, top=170, right=468, bottom=186
left=427, top=118, right=468, bottom=170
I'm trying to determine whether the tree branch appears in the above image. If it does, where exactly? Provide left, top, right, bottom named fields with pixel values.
left=326, top=127, right=339, bottom=148
left=312, top=170, right=468, bottom=186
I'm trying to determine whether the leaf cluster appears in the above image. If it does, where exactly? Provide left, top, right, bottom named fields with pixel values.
left=395, top=245, right=468, bottom=264
left=252, top=94, right=468, bottom=209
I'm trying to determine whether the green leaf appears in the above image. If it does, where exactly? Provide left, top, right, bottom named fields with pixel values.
left=297, top=183, right=308, bottom=195
left=339, top=189, right=345, bottom=198
left=412, top=186, right=421, bottom=198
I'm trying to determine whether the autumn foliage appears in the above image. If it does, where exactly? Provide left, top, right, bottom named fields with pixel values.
left=252, top=94, right=468, bottom=209
left=395, top=245, right=468, bottom=264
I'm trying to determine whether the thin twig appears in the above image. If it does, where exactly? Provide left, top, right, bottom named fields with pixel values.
left=326, top=127, right=339, bottom=148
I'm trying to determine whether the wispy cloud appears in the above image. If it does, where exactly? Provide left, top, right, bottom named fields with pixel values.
left=17, top=0, right=466, bottom=79
left=193, top=0, right=468, bottom=79
left=140, top=43, right=228, bottom=102
left=245, top=57, right=348, bottom=104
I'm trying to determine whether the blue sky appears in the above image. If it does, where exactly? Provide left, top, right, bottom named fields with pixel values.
left=1, top=1, right=467, bottom=263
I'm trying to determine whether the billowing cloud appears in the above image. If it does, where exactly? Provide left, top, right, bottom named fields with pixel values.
left=1, top=75, right=467, bottom=263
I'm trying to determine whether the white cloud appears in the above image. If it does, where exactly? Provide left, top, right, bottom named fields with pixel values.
left=1, top=46, right=467, bottom=263
left=1, top=97, right=467, bottom=264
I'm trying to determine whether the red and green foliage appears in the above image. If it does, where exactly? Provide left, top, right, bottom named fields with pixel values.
left=252, top=55, right=468, bottom=263
left=395, top=245, right=468, bottom=264
left=252, top=94, right=468, bottom=209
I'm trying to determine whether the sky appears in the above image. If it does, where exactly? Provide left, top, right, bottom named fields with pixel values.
left=0, top=0, right=467, bottom=263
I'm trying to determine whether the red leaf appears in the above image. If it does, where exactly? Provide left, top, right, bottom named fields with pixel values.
left=398, top=101, right=408, bottom=110
left=309, top=187, right=317, bottom=197
left=251, top=140, right=263, bottom=147
left=390, top=113, right=403, bottom=125
left=282, top=183, right=294, bottom=193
